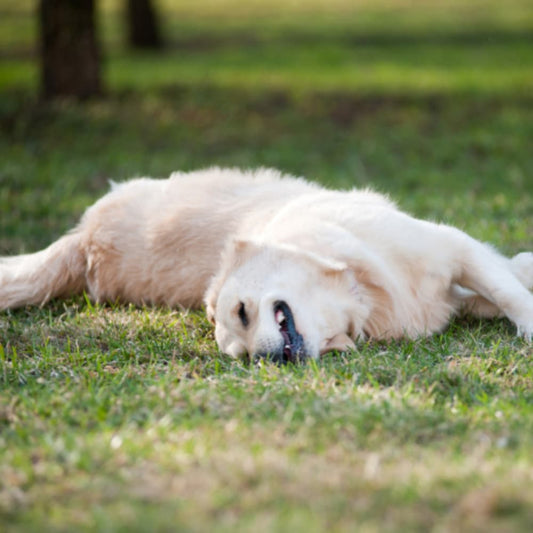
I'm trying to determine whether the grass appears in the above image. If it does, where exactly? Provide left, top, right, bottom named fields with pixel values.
left=1, top=0, right=533, bottom=531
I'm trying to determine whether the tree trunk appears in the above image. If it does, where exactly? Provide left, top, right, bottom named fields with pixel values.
left=127, top=0, right=163, bottom=49
left=39, top=0, right=102, bottom=100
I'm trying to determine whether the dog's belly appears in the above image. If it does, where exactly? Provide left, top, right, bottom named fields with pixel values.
left=402, top=269, right=457, bottom=336
left=368, top=231, right=459, bottom=338
left=361, top=258, right=457, bottom=340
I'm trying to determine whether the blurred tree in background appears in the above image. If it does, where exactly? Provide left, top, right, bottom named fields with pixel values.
left=39, top=0, right=163, bottom=100
left=39, top=0, right=102, bottom=100
left=127, top=0, right=163, bottom=49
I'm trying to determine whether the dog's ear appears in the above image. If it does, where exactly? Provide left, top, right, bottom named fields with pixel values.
left=302, top=250, right=348, bottom=276
left=204, top=239, right=260, bottom=321
left=344, top=261, right=397, bottom=339
left=277, top=243, right=348, bottom=275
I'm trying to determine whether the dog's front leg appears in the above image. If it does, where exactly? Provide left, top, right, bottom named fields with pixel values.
left=448, top=229, right=533, bottom=340
left=453, top=252, right=533, bottom=320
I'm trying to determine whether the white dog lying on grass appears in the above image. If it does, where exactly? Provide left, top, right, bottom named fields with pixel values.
left=1, top=168, right=532, bottom=362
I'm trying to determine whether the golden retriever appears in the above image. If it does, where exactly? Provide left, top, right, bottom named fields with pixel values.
left=1, top=168, right=532, bottom=362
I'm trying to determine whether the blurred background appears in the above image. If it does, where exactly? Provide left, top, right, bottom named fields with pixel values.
left=1, top=0, right=532, bottom=253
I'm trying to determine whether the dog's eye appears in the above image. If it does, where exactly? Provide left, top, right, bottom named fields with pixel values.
left=238, top=302, right=249, bottom=328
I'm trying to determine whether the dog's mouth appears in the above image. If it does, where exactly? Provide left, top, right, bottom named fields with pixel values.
left=273, top=300, right=305, bottom=363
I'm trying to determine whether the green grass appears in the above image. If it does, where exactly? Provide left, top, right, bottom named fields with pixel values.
left=1, top=0, right=533, bottom=531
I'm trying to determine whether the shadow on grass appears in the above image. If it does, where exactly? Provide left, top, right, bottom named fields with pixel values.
left=168, top=28, right=533, bottom=51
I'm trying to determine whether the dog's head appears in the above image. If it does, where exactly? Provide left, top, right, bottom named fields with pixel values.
left=204, top=239, right=374, bottom=363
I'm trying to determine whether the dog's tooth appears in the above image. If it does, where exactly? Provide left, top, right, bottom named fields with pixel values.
left=276, top=309, right=286, bottom=324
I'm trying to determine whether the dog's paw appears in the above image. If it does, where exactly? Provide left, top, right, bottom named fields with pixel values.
left=511, top=252, right=533, bottom=289
left=516, top=322, right=533, bottom=342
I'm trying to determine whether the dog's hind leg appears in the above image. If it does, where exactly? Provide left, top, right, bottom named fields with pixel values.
left=0, top=233, right=86, bottom=310
left=449, top=228, right=533, bottom=339
left=453, top=252, right=533, bottom=319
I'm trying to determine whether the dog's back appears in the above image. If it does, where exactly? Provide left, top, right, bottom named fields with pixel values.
left=0, top=168, right=317, bottom=309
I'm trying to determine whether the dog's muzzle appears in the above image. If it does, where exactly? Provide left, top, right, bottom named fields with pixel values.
left=254, top=300, right=306, bottom=364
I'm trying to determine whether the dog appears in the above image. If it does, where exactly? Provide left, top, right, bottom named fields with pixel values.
left=1, top=168, right=532, bottom=362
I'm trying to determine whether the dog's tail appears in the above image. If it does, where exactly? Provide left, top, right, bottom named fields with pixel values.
left=0, top=233, right=86, bottom=310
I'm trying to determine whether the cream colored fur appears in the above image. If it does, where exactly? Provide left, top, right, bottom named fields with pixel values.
left=1, top=168, right=532, bottom=360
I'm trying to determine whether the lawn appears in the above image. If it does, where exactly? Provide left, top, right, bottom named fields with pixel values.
left=1, top=1, right=533, bottom=531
